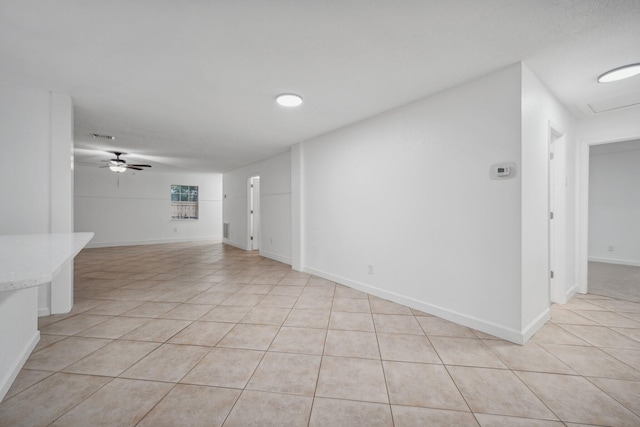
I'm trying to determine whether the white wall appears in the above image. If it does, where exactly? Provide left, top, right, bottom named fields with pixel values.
left=0, top=82, right=74, bottom=400
left=223, top=151, right=292, bottom=264
left=0, top=83, right=51, bottom=234
left=75, top=165, right=222, bottom=247
left=50, top=93, right=75, bottom=314
left=296, top=65, right=526, bottom=341
left=588, top=144, right=640, bottom=265
left=221, top=63, right=582, bottom=343
left=520, top=64, right=576, bottom=327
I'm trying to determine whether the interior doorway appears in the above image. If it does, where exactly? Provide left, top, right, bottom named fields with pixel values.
left=578, top=135, right=640, bottom=295
left=249, top=176, right=260, bottom=251
left=586, top=139, right=640, bottom=301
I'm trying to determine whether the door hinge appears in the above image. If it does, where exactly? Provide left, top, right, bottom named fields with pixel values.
left=550, top=212, right=554, bottom=220
left=250, top=236, right=253, bottom=240
left=550, top=152, right=554, bottom=160
left=251, top=184, right=254, bottom=188
left=251, top=210, right=253, bottom=214
left=550, top=271, right=554, bottom=279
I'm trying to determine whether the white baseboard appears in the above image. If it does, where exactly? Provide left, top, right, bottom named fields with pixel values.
left=551, top=283, right=579, bottom=305
left=259, top=250, right=291, bottom=265
left=86, top=236, right=222, bottom=249
left=588, top=257, right=640, bottom=267
left=38, top=307, right=51, bottom=317
left=0, top=330, right=39, bottom=402
left=521, top=308, right=551, bottom=344
left=303, top=266, right=526, bottom=345
left=222, top=239, right=249, bottom=251
left=565, top=284, right=578, bottom=303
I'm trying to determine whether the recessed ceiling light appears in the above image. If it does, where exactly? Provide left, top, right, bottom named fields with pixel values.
left=276, top=93, right=303, bottom=107
left=597, top=63, right=640, bottom=83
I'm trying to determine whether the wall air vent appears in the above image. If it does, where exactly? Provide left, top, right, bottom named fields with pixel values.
left=91, top=133, right=115, bottom=140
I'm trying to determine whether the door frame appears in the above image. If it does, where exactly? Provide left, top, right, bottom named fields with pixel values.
left=247, top=176, right=260, bottom=251
left=576, top=134, right=640, bottom=294
left=548, top=121, right=566, bottom=303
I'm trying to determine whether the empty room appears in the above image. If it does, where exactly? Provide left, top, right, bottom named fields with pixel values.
left=1, top=1, right=640, bottom=426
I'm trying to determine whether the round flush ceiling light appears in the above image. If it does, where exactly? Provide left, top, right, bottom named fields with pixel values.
left=276, top=93, right=303, bottom=107
left=597, top=63, right=640, bottom=83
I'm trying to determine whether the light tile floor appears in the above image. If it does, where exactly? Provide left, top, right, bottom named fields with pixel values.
left=2, top=242, right=640, bottom=426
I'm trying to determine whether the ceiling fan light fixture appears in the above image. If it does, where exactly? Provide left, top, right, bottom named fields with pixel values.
left=276, top=93, right=303, bottom=107
left=597, top=63, right=640, bottom=83
left=109, top=165, right=126, bottom=173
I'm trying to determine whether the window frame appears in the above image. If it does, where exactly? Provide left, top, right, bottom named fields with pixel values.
left=170, top=184, right=199, bottom=220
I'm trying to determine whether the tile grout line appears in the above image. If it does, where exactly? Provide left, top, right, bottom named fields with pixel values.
left=217, top=271, right=311, bottom=426
left=369, top=293, right=396, bottom=427
left=308, top=277, right=335, bottom=426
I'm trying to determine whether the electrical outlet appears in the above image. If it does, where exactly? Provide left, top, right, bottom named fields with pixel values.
left=368, top=265, right=374, bottom=274
left=608, top=245, right=614, bottom=252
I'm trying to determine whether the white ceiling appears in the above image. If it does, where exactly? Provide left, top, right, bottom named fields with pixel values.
left=1, top=0, right=639, bottom=173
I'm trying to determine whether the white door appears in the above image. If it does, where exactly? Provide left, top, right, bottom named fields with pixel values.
left=250, top=176, right=261, bottom=250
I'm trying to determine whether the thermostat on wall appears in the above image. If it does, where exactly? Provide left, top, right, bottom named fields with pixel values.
left=496, top=166, right=510, bottom=176
left=490, top=162, right=517, bottom=180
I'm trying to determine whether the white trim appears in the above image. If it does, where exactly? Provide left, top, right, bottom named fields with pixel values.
left=291, top=143, right=304, bottom=271
left=548, top=283, right=578, bottom=305
left=86, top=236, right=222, bottom=249
left=548, top=120, right=565, bottom=138
left=521, top=307, right=551, bottom=343
left=303, top=266, right=526, bottom=344
left=588, top=257, right=640, bottom=267
left=548, top=121, right=567, bottom=304
left=0, top=330, right=39, bottom=402
left=222, top=239, right=249, bottom=251
left=565, top=284, right=578, bottom=303
left=259, top=250, right=291, bottom=265
left=577, top=134, right=640, bottom=295
left=38, top=307, right=51, bottom=317
left=247, top=176, right=260, bottom=251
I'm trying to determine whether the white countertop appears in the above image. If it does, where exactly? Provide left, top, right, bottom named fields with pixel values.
left=0, top=232, right=94, bottom=292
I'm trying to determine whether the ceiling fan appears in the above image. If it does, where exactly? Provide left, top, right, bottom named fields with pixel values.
left=102, top=151, right=151, bottom=173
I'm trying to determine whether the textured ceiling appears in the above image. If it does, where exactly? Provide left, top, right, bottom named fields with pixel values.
left=1, top=0, right=639, bottom=172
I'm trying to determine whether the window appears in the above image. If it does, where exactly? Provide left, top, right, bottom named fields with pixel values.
left=171, top=185, right=199, bottom=219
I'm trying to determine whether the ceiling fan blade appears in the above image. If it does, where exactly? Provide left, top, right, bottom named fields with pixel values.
left=127, top=166, right=144, bottom=170
left=128, top=164, right=151, bottom=167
